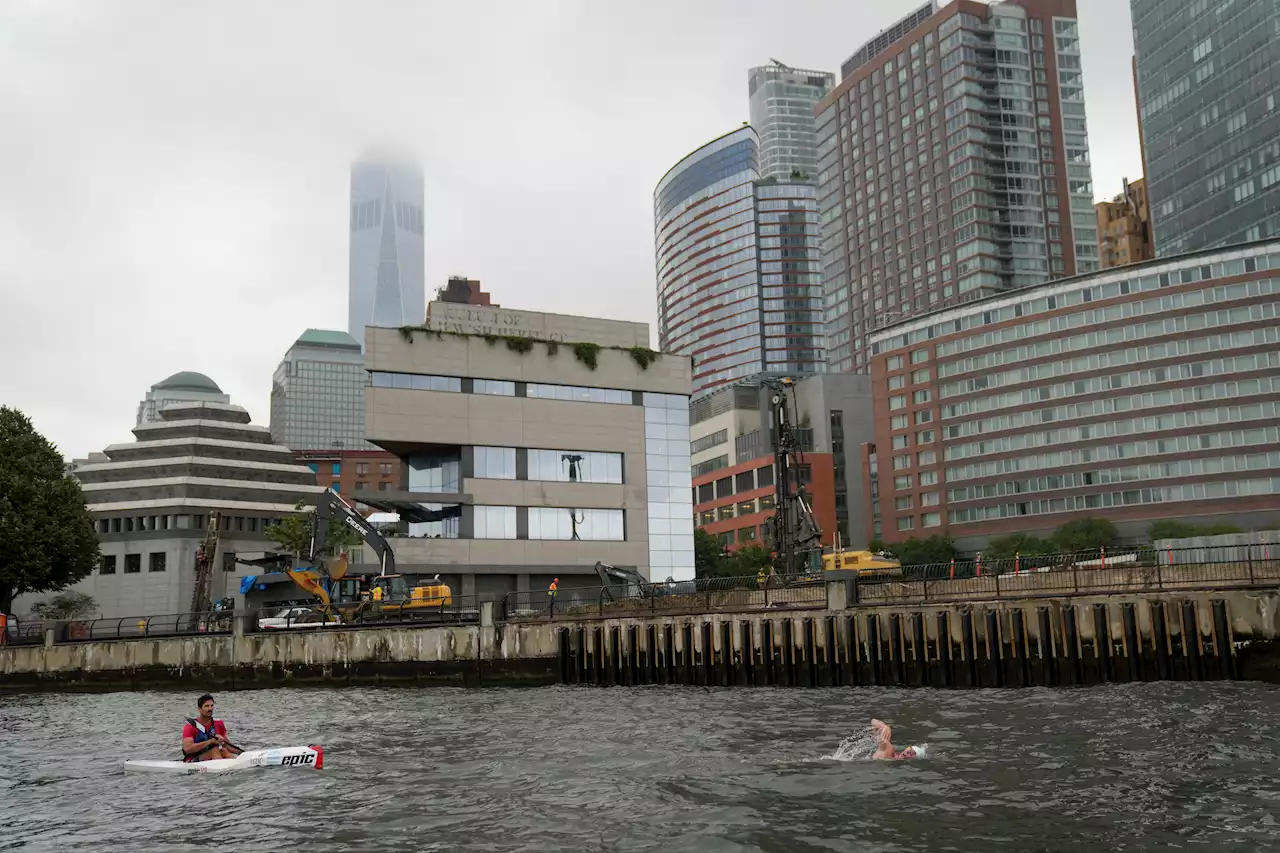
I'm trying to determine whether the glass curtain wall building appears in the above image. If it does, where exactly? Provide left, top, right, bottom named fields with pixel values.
left=816, top=0, right=1098, bottom=373
left=349, top=158, right=426, bottom=347
left=748, top=61, right=836, bottom=180
left=655, top=127, right=825, bottom=398
left=1131, top=0, right=1280, bottom=256
left=269, top=329, right=372, bottom=451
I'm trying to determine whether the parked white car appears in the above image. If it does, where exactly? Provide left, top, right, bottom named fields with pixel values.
left=257, top=607, right=341, bottom=629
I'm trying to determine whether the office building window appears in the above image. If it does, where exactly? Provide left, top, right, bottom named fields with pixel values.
left=527, top=449, right=622, bottom=484
left=473, top=506, right=517, bottom=539
left=125, top=554, right=141, bottom=573
left=100, top=555, right=116, bottom=575
left=473, top=446, right=517, bottom=480
left=528, top=507, right=625, bottom=541
left=473, top=379, right=516, bottom=396
left=149, top=553, right=166, bottom=572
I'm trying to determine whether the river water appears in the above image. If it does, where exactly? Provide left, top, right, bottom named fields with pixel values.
left=1, top=683, right=1279, bottom=852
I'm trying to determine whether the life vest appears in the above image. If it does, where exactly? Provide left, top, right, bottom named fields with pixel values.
left=183, top=717, right=222, bottom=762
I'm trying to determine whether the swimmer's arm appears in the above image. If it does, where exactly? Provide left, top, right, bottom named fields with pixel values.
left=870, top=718, right=892, bottom=744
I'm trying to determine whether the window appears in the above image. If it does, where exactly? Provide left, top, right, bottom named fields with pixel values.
left=528, top=507, right=624, bottom=541
left=380, top=462, right=394, bottom=476
left=895, top=496, right=913, bottom=510
left=915, top=409, right=933, bottom=424
left=891, top=415, right=909, bottom=430
left=331, top=463, right=341, bottom=475
left=918, top=450, right=937, bottom=466
left=355, top=481, right=367, bottom=491
left=715, top=477, right=734, bottom=499
left=356, top=463, right=369, bottom=475
left=897, top=516, right=915, bottom=531
left=474, top=446, right=517, bottom=479
left=735, top=471, right=755, bottom=493
left=692, top=430, right=729, bottom=455
left=717, top=504, right=735, bottom=522
left=125, top=554, right=141, bottom=574
left=892, top=435, right=910, bottom=450
left=888, top=375, right=906, bottom=390
left=473, top=506, right=517, bottom=539
left=910, top=349, right=929, bottom=364
left=893, top=454, right=911, bottom=470
left=922, top=512, right=942, bottom=527
left=737, top=499, right=757, bottom=516
left=699, top=509, right=716, bottom=526
left=149, top=552, right=166, bottom=572
left=887, top=355, right=904, bottom=370
left=100, top=555, right=116, bottom=575
left=738, top=526, right=758, bottom=543
left=527, top=449, right=622, bottom=484
left=889, top=395, right=907, bottom=410
left=913, top=390, right=932, bottom=404
left=894, top=475, right=912, bottom=490
left=378, top=481, right=390, bottom=491
left=527, top=383, right=631, bottom=405
left=917, top=430, right=935, bottom=444
left=757, top=465, right=775, bottom=488
left=371, top=372, right=463, bottom=392
left=912, top=368, right=931, bottom=383
left=473, top=379, right=516, bottom=396
left=921, top=492, right=940, bottom=507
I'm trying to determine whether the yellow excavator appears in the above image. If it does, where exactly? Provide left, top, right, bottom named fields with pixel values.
left=821, top=549, right=903, bottom=578
left=283, top=489, right=452, bottom=622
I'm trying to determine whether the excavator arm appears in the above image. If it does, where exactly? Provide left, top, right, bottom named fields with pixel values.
left=310, top=487, right=397, bottom=576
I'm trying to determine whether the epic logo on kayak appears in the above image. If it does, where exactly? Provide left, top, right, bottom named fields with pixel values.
left=281, top=753, right=315, bottom=767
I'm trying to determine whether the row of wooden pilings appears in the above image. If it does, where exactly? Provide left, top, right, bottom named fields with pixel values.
left=556, top=597, right=1239, bottom=688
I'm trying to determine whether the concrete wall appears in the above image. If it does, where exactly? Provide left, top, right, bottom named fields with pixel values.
left=369, top=328, right=688, bottom=394
left=422, top=301, right=652, bottom=349
left=0, top=620, right=561, bottom=690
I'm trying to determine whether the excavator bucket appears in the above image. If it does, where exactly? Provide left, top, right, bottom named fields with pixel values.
left=330, top=552, right=350, bottom=581
left=284, top=568, right=332, bottom=608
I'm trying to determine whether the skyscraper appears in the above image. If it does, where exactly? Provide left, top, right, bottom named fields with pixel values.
left=748, top=61, right=835, bottom=180
left=816, top=0, right=1098, bottom=373
left=1131, top=0, right=1280, bottom=256
left=136, top=371, right=230, bottom=426
left=654, top=127, right=825, bottom=398
left=348, top=157, right=426, bottom=347
left=269, top=329, right=369, bottom=451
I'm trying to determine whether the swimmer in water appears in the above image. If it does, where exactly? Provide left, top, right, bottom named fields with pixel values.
left=870, top=718, right=917, bottom=760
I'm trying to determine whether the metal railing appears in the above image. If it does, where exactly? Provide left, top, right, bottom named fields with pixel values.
left=502, top=574, right=827, bottom=622
left=28, top=611, right=238, bottom=643
left=244, top=594, right=485, bottom=634
left=851, top=544, right=1280, bottom=606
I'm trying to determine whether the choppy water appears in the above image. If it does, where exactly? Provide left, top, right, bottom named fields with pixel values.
left=1, top=683, right=1279, bottom=852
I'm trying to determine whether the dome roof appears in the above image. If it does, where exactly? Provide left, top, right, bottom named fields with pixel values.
left=152, top=371, right=222, bottom=394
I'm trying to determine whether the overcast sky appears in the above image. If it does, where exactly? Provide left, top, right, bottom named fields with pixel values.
left=0, top=0, right=1143, bottom=460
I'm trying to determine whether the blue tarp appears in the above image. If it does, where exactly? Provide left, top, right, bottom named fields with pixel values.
left=240, top=576, right=258, bottom=595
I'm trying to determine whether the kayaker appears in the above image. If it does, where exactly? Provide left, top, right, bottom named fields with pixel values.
left=182, top=694, right=242, bottom=762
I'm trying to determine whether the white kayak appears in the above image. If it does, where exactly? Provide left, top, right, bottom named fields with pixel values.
left=125, top=744, right=324, bottom=774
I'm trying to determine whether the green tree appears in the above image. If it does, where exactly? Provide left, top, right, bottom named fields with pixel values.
left=0, top=408, right=100, bottom=616
left=31, top=590, right=98, bottom=620
left=694, top=528, right=729, bottom=578
left=1051, top=517, right=1118, bottom=554
left=725, top=544, right=772, bottom=576
left=885, top=535, right=958, bottom=567
left=1198, top=522, right=1245, bottom=536
left=1147, top=520, right=1201, bottom=541
left=984, top=533, right=1055, bottom=560
left=265, top=500, right=363, bottom=565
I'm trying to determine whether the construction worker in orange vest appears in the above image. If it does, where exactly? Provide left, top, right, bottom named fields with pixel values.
left=548, top=577, right=559, bottom=617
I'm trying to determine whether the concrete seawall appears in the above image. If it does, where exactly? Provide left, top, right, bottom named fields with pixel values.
left=4, top=584, right=1280, bottom=692
left=0, top=622, right=562, bottom=691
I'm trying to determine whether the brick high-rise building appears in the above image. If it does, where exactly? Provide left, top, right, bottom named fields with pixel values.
left=1096, top=177, right=1153, bottom=269
left=816, top=0, right=1099, bottom=373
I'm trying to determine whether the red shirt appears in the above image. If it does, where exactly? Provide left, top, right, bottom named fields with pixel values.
left=183, top=719, right=227, bottom=740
